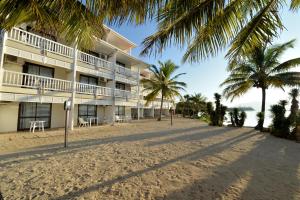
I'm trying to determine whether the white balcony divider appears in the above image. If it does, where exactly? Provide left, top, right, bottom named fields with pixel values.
left=77, top=51, right=113, bottom=70
left=115, top=88, right=137, bottom=99
left=2, top=70, right=73, bottom=92
left=115, top=64, right=139, bottom=78
left=7, top=27, right=73, bottom=58
left=75, top=82, right=113, bottom=97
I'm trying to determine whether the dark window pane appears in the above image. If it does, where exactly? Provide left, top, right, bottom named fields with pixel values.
left=36, top=104, right=51, bottom=117
left=79, top=105, right=88, bottom=116
left=39, top=67, right=53, bottom=78
left=87, top=105, right=96, bottom=115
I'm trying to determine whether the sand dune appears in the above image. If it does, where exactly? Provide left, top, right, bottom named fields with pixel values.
left=0, top=118, right=299, bottom=199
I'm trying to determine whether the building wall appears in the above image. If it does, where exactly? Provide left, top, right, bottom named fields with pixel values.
left=0, top=102, right=19, bottom=132
left=51, top=103, right=65, bottom=128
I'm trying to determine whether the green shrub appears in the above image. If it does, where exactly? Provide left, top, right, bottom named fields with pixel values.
left=229, top=108, right=247, bottom=127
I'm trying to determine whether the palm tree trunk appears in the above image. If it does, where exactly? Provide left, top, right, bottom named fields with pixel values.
left=260, top=88, right=266, bottom=131
left=158, top=93, right=164, bottom=121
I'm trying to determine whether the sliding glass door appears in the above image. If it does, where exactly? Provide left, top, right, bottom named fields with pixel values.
left=18, top=103, right=52, bottom=130
left=78, top=105, right=97, bottom=122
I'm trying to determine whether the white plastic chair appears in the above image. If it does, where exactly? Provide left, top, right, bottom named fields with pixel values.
left=78, top=117, right=89, bottom=127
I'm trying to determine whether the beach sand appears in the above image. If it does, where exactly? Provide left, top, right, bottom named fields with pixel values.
left=0, top=118, right=299, bottom=199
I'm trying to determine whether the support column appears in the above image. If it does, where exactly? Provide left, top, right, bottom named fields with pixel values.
left=69, top=45, right=78, bottom=130
left=0, top=30, right=7, bottom=87
left=152, top=102, right=155, bottom=118
left=108, top=50, right=117, bottom=125
left=137, top=66, right=141, bottom=120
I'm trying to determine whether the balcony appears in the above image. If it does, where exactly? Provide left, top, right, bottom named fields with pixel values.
left=5, top=27, right=139, bottom=80
left=1, top=70, right=136, bottom=99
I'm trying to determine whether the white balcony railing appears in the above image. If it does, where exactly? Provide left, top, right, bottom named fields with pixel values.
left=75, top=82, right=113, bottom=97
left=2, top=70, right=135, bottom=99
left=115, top=88, right=137, bottom=99
left=7, top=27, right=73, bottom=58
left=2, top=70, right=73, bottom=92
left=77, top=51, right=113, bottom=70
left=115, top=64, right=139, bottom=78
left=6, top=28, right=139, bottom=78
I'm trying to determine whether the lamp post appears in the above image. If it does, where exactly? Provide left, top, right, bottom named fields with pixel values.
left=64, top=100, right=72, bottom=148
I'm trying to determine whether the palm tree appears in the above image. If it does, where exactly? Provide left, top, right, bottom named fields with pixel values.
left=141, top=60, right=186, bottom=121
left=0, top=0, right=157, bottom=48
left=221, top=40, right=300, bottom=131
left=183, top=94, right=190, bottom=117
left=190, top=93, right=207, bottom=118
left=140, top=0, right=300, bottom=64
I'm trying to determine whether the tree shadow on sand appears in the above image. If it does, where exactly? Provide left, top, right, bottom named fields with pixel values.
left=51, top=129, right=260, bottom=200
left=0, top=125, right=218, bottom=167
left=159, top=135, right=300, bottom=200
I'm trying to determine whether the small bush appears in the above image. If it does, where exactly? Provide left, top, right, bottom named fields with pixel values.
left=229, top=108, right=247, bottom=127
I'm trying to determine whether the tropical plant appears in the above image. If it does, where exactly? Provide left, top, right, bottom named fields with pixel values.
left=140, top=0, right=300, bottom=64
left=141, top=60, right=186, bottom=121
left=207, top=93, right=227, bottom=126
left=221, top=40, right=300, bottom=131
left=0, top=0, right=158, bottom=48
left=256, top=112, right=265, bottom=131
left=288, top=88, right=299, bottom=126
left=229, top=108, right=247, bottom=127
left=189, top=93, right=207, bottom=118
left=270, top=100, right=290, bottom=138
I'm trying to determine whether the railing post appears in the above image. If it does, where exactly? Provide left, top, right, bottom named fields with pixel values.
left=108, top=50, right=117, bottom=125
left=69, top=45, right=77, bottom=130
left=0, top=30, right=7, bottom=87
left=137, top=66, right=141, bottom=120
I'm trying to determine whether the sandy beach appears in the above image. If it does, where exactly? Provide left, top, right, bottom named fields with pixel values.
left=0, top=118, right=299, bottom=200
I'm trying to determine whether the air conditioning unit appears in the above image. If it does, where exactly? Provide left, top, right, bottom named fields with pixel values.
left=4, top=55, right=18, bottom=63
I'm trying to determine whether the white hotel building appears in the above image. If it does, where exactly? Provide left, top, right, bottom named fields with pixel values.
left=0, top=25, right=172, bottom=132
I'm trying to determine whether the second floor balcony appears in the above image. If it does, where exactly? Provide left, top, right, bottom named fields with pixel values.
left=1, top=70, right=137, bottom=99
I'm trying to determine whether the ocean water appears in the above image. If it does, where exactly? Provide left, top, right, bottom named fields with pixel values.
left=225, top=110, right=272, bottom=128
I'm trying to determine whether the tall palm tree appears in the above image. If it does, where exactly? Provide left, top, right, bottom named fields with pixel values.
left=140, top=0, right=300, bottom=63
left=221, top=40, right=300, bottom=131
left=141, top=60, right=186, bottom=121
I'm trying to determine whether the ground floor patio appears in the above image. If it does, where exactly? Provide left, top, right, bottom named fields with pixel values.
left=0, top=118, right=299, bottom=199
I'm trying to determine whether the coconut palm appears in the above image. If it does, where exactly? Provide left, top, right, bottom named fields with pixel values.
left=141, top=60, right=186, bottom=121
left=0, top=0, right=157, bottom=48
left=141, top=0, right=300, bottom=63
left=221, top=40, right=300, bottom=131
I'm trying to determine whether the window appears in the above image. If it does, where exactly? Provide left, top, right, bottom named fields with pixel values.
left=80, top=75, right=98, bottom=85
left=116, top=82, right=125, bottom=90
left=23, top=63, right=54, bottom=78
left=18, top=103, right=52, bottom=130
left=78, top=105, right=97, bottom=122
left=116, top=106, right=125, bottom=116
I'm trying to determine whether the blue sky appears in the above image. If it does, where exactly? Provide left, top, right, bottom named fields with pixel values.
left=111, top=8, right=300, bottom=110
